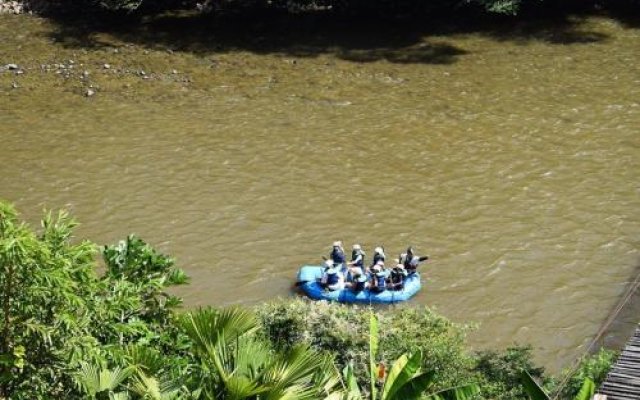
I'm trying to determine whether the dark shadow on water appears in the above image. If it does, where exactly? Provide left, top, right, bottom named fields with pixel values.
left=460, top=12, right=612, bottom=46
left=599, top=259, right=640, bottom=353
left=45, top=12, right=472, bottom=65
left=40, top=4, right=639, bottom=64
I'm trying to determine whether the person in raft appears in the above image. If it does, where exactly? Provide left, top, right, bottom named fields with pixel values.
left=389, top=261, right=408, bottom=290
left=346, top=243, right=365, bottom=281
left=321, top=259, right=345, bottom=291
left=348, top=244, right=365, bottom=269
left=349, top=271, right=369, bottom=293
left=330, top=241, right=346, bottom=267
left=370, top=260, right=388, bottom=293
left=399, top=246, right=413, bottom=267
left=400, top=246, right=429, bottom=274
left=371, top=247, right=386, bottom=269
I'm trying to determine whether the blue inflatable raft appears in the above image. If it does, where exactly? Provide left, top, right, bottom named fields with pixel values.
left=296, top=265, right=421, bottom=304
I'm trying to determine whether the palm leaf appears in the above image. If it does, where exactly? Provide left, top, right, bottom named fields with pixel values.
left=574, top=378, right=595, bottom=400
left=263, top=345, right=323, bottom=397
left=75, top=363, right=133, bottom=398
left=232, top=336, right=270, bottom=381
left=381, top=352, right=423, bottom=400
left=130, top=371, right=183, bottom=400
left=521, top=370, right=550, bottom=400
left=223, top=374, right=266, bottom=400
left=180, top=307, right=257, bottom=355
left=75, top=362, right=100, bottom=396
left=99, top=366, right=134, bottom=392
left=123, top=345, right=165, bottom=375
left=342, top=362, right=362, bottom=399
left=390, top=370, right=435, bottom=400
left=313, top=355, right=342, bottom=396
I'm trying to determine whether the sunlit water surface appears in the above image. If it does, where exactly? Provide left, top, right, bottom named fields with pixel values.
left=1, top=12, right=639, bottom=372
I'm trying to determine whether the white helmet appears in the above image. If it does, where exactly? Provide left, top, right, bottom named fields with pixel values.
left=333, top=241, right=342, bottom=247
left=352, top=244, right=361, bottom=250
left=374, top=247, right=383, bottom=254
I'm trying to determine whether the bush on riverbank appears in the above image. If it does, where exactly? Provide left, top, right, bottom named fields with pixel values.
left=0, top=202, right=191, bottom=399
left=3, top=0, right=639, bottom=17
left=255, top=299, right=476, bottom=390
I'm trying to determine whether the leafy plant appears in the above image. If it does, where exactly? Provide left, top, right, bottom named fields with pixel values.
left=473, top=346, right=546, bottom=400
left=0, top=201, right=191, bottom=399
left=74, top=363, right=133, bottom=399
left=521, top=370, right=595, bottom=400
left=180, top=306, right=341, bottom=399
left=0, top=203, right=100, bottom=399
left=552, top=348, right=616, bottom=399
left=256, top=299, right=476, bottom=392
left=341, top=312, right=481, bottom=400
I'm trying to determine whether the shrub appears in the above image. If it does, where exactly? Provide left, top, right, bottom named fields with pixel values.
left=553, top=348, right=617, bottom=399
left=255, top=299, right=476, bottom=391
left=473, top=345, right=547, bottom=400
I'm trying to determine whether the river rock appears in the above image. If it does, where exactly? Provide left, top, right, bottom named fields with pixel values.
left=0, top=0, right=53, bottom=14
left=5, top=63, right=19, bottom=70
left=0, top=1, right=24, bottom=14
left=85, top=88, right=95, bottom=97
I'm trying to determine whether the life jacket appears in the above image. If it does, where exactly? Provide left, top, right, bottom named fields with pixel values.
left=351, top=249, right=364, bottom=268
left=373, top=272, right=387, bottom=292
left=391, top=269, right=405, bottom=284
left=326, top=268, right=340, bottom=285
left=353, top=275, right=367, bottom=292
left=331, top=247, right=346, bottom=264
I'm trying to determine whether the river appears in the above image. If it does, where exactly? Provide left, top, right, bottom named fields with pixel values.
left=0, top=11, right=638, bottom=372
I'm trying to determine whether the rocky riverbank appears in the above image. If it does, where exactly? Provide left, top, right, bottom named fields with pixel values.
left=0, top=0, right=25, bottom=13
left=0, top=0, right=55, bottom=14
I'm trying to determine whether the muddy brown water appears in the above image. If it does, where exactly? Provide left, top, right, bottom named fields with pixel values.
left=1, top=11, right=639, bottom=372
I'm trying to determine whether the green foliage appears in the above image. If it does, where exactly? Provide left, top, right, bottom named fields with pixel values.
left=521, top=370, right=595, bottom=400
left=554, top=348, right=616, bottom=399
left=0, top=200, right=618, bottom=400
left=0, top=203, right=100, bottom=399
left=369, top=313, right=379, bottom=400
left=256, top=299, right=475, bottom=392
left=73, top=363, right=133, bottom=399
left=473, top=346, right=546, bottom=400
left=520, top=370, right=548, bottom=400
left=0, top=201, right=189, bottom=399
left=180, top=306, right=341, bottom=399
left=341, top=312, right=481, bottom=400
left=96, top=235, right=189, bottom=349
